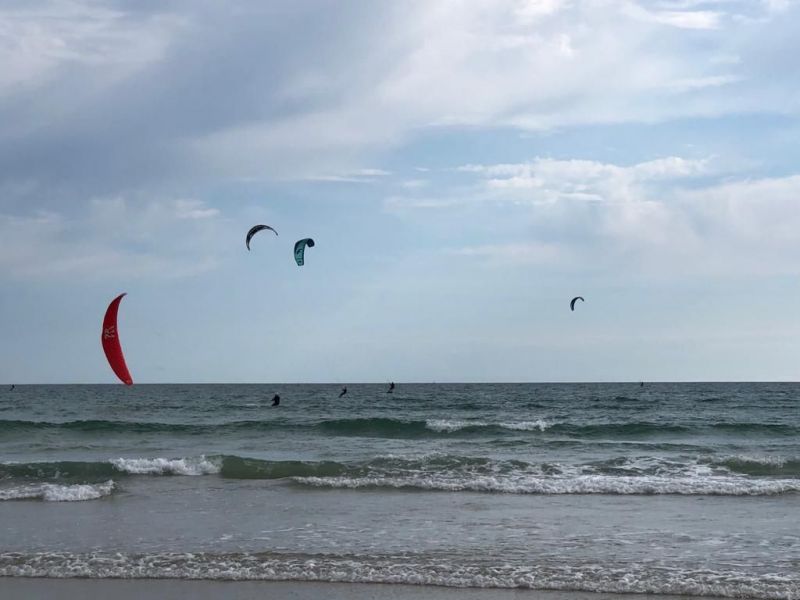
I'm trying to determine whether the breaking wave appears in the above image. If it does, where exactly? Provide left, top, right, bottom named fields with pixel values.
left=294, top=474, right=800, bottom=495
left=109, top=457, right=220, bottom=476
left=2, top=454, right=798, bottom=496
left=0, top=480, right=115, bottom=502
left=0, top=551, right=796, bottom=599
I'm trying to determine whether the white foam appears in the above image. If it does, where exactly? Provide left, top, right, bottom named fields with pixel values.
left=294, top=473, right=800, bottom=495
left=0, top=486, right=41, bottom=501
left=425, top=419, right=481, bottom=432
left=724, top=454, right=789, bottom=467
left=0, top=551, right=796, bottom=599
left=500, top=419, right=550, bottom=431
left=0, top=480, right=115, bottom=502
left=424, top=419, right=550, bottom=433
left=110, top=456, right=221, bottom=476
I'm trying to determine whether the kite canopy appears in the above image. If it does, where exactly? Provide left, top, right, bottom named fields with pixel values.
left=246, top=224, right=278, bottom=250
left=101, top=293, right=133, bottom=385
left=570, top=296, right=585, bottom=311
left=294, top=238, right=315, bottom=266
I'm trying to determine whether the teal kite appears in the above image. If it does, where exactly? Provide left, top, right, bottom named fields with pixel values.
left=294, top=238, right=315, bottom=266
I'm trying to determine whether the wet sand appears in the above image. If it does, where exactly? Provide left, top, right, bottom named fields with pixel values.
left=0, top=578, right=718, bottom=600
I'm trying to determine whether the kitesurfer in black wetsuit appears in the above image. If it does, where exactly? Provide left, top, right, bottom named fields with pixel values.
left=271, top=394, right=280, bottom=407
left=387, top=382, right=395, bottom=393
left=339, top=386, right=348, bottom=398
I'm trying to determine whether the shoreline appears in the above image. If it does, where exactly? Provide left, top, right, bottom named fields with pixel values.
left=0, top=578, right=724, bottom=600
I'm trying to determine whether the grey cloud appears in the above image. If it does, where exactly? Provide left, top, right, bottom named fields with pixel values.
left=2, top=0, right=799, bottom=214
left=0, top=1, right=400, bottom=206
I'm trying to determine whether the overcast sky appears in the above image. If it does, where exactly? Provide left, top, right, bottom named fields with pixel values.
left=2, top=0, right=799, bottom=383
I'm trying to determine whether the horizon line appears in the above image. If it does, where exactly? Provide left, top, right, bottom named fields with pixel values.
left=4, top=380, right=800, bottom=386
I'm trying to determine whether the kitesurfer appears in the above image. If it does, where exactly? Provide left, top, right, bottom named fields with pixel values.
left=339, top=386, right=348, bottom=398
left=271, top=394, right=280, bottom=407
left=387, top=382, right=395, bottom=394
left=9, top=384, right=14, bottom=391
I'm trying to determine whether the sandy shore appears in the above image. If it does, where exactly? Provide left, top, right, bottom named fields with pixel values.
left=0, top=578, right=715, bottom=600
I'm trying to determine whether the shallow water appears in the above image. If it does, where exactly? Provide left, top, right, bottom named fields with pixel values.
left=0, top=383, right=798, bottom=598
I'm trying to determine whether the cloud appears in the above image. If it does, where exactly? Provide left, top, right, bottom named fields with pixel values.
left=399, top=179, right=429, bottom=189
left=1, top=0, right=797, bottom=201
left=0, top=1, right=180, bottom=98
left=0, top=197, right=227, bottom=281
left=625, top=6, right=723, bottom=30
left=302, top=168, right=392, bottom=183
left=174, top=199, right=220, bottom=220
left=456, top=157, right=710, bottom=204
left=384, top=195, right=474, bottom=212
left=405, top=155, right=800, bottom=278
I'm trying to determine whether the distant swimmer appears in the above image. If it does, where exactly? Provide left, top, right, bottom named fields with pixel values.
left=387, top=382, right=395, bottom=394
left=339, top=386, right=348, bottom=398
left=271, top=394, right=280, bottom=407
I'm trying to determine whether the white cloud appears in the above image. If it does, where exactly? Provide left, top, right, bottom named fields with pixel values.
left=400, top=179, right=429, bottom=189
left=625, top=6, right=723, bottom=29
left=174, top=199, right=220, bottom=220
left=457, top=157, right=710, bottom=204
left=183, top=0, right=797, bottom=179
left=409, top=156, right=800, bottom=278
left=762, top=0, right=792, bottom=13
left=302, top=168, right=392, bottom=183
left=384, top=195, right=468, bottom=211
left=662, top=74, right=741, bottom=92
left=1, top=0, right=796, bottom=187
left=514, top=0, right=569, bottom=22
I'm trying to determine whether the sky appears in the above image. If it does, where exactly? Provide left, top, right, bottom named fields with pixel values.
left=1, top=0, right=800, bottom=383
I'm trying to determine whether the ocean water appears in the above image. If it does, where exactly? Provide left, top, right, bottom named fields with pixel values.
left=0, top=383, right=798, bottom=598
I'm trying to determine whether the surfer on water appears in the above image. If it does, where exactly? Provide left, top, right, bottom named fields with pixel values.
left=387, top=382, right=395, bottom=393
left=271, top=394, right=280, bottom=407
left=339, top=386, right=348, bottom=398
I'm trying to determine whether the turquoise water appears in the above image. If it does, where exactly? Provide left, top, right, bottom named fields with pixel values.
left=0, top=383, right=798, bottom=597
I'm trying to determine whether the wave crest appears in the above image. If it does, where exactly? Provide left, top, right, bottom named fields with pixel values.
left=0, top=480, right=115, bottom=502
left=110, top=457, right=220, bottom=476
left=293, top=474, right=800, bottom=495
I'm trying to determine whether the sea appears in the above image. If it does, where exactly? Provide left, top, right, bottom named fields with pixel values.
left=0, top=383, right=798, bottom=598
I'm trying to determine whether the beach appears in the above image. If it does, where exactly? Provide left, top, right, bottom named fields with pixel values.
left=1, top=579, right=730, bottom=600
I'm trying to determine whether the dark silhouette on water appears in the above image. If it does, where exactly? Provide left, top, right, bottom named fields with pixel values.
left=387, top=382, right=395, bottom=394
left=640, top=382, right=644, bottom=387
left=9, top=385, right=14, bottom=391
left=339, top=386, right=348, bottom=398
left=271, top=394, right=280, bottom=407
